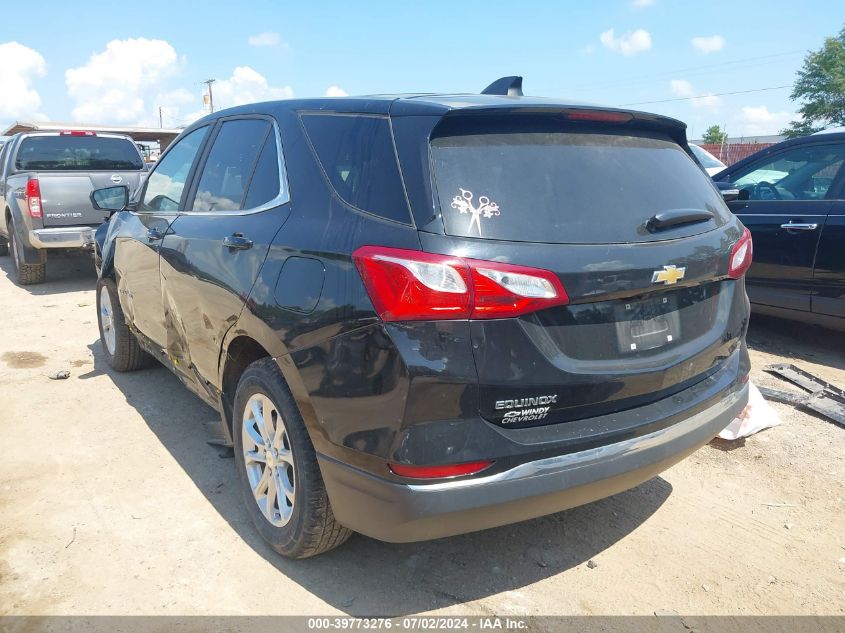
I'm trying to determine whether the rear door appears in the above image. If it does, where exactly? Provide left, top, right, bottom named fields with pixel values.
left=720, top=142, right=845, bottom=311
left=114, top=126, right=210, bottom=347
left=12, top=133, right=146, bottom=227
left=423, top=115, right=748, bottom=428
left=159, top=116, right=291, bottom=387
left=811, top=177, right=845, bottom=319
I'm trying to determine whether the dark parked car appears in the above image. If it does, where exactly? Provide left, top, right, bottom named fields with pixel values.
left=713, top=131, right=845, bottom=329
left=92, top=79, right=752, bottom=558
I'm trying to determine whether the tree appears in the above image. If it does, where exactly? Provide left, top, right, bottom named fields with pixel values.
left=781, top=25, right=845, bottom=138
left=701, top=125, right=728, bottom=144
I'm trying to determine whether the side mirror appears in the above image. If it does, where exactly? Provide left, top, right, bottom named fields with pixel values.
left=91, top=185, right=129, bottom=212
left=714, top=181, right=740, bottom=203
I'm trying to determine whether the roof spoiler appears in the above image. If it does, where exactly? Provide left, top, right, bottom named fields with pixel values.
left=481, top=76, right=523, bottom=97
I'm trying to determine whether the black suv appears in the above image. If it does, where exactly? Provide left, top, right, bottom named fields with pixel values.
left=92, top=79, right=752, bottom=558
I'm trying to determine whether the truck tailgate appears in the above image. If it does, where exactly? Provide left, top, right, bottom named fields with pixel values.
left=39, top=172, right=143, bottom=227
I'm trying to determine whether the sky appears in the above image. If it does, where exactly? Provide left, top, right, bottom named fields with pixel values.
left=1, top=0, right=843, bottom=140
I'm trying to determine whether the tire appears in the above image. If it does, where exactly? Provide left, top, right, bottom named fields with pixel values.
left=9, top=223, right=46, bottom=285
left=233, top=358, right=352, bottom=558
left=96, top=277, right=155, bottom=371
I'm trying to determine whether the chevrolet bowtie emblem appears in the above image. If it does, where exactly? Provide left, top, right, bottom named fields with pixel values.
left=651, top=265, right=686, bottom=285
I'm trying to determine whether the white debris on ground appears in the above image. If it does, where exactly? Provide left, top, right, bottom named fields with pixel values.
left=718, top=382, right=782, bottom=440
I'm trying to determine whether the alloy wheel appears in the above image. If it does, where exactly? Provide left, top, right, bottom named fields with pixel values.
left=99, top=285, right=116, bottom=355
left=242, top=393, right=296, bottom=527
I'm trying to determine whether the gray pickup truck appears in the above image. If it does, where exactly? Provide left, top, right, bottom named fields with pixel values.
left=0, top=131, right=146, bottom=284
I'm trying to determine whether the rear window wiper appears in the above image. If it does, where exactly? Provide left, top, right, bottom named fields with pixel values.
left=646, top=208, right=714, bottom=232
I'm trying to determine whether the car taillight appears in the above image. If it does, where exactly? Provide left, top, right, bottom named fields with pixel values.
left=728, top=227, right=753, bottom=279
left=388, top=460, right=494, bottom=479
left=25, top=178, right=42, bottom=218
left=352, top=246, right=569, bottom=321
left=59, top=130, right=96, bottom=136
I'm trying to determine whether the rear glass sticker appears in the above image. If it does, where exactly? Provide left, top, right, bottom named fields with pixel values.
left=450, top=188, right=500, bottom=236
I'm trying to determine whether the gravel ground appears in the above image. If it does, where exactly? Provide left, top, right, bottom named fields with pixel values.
left=1, top=252, right=843, bottom=617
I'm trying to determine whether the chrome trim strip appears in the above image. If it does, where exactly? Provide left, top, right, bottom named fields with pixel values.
left=408, top=387, right=744, bottom=492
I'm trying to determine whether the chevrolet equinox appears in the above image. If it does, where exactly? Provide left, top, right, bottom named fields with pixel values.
left=92, top=78, right=752, bottom=558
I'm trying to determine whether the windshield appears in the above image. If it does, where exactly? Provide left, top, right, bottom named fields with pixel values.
left=690, top=144, right=725, bottom=169
left=15, top=135, right=144, bottom=171
left=431, top=131, right=728, bottom=244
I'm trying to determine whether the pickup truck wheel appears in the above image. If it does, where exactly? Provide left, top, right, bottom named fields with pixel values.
left=96, top=278, right=154, bottom=371
left=233, top=358, right=353, bottom=558
left=9, top=224, right=46, bottom=285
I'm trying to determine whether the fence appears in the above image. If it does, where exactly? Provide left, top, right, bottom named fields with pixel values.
left=699, top=143, right=775, bottom=167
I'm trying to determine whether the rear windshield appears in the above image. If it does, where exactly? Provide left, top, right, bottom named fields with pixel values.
left=431, top=131, right=727, bottom=243
left=15, top=136, right=144, bottom=171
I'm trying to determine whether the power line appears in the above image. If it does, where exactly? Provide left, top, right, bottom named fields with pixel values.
left=574, top=49, right=805, bottom=91
left=620, top=84, right=793, bottom=106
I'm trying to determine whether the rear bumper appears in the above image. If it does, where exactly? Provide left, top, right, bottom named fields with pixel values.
left=319, top=381, right=747, bottom=542
left=28, top=227, right=95, bottom=249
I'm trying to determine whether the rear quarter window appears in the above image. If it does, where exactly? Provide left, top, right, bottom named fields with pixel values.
left=300, top=114, right=411, bottom=223
left=15, top=135, right=144, bottom=171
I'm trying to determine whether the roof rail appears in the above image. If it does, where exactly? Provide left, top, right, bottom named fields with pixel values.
left=481, top=76, right=523, bottom=97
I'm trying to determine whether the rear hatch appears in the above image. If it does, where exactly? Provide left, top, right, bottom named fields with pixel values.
left=14, top=133, right=145, bottom=227
left=422, top=111, right=748, bottom=428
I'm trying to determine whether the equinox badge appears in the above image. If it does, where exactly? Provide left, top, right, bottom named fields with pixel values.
left=651, top=265, right=686, bottom=286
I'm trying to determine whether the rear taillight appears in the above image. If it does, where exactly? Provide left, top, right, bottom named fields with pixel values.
left=728, top=227, right=753, bottom=279
left=25, top=178, right=42, bottom=218
left=59, top=130, right=96, bottom=136
left=352, top=246, right=569, bottom=321
left=389, top=460, right=494, bottom=479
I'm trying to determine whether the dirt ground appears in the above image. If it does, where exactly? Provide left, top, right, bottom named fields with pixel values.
left=0, top=252, right=843, bottom=617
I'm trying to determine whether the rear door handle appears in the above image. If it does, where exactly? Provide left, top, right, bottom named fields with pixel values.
left=146, top=227, right=164, bottom=241
left=222, top=234, right=253, bottom=251
left=780, top=222, right=818, bottom=231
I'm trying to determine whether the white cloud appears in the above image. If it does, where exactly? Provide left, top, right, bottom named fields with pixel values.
left=207, top=66, right=293, bottom=107
left=248, top=32, right=281, bottom=47
left=600, top=28, right=652, bottom=56
left=632, top=0, right=655, bottom=7
left=0, top=42, right=47, bottom=120
left=325, top=85, right=348, bottom=97
left=670, top=79, right=721, bottom=109
left=65, top=38, right=181, bottom=123
left=181, top=66, right=294, bottom=123
left=691, top=35, right=726, bottom=54
left=735, top=105, right=794, bottom=136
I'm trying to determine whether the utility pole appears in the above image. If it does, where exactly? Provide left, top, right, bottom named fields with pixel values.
left=203, top=79, right=216, bottom=113
left=158, top=106, right=163, bottom=128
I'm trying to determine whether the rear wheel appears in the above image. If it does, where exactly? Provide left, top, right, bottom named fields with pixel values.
left=233, top=358, right=352, bottom=558
left=9, top=222, right=46, bottom=285
left=96, top=277, right=154, bottom=371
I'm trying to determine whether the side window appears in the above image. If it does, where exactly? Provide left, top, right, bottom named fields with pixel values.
left=731, top=143, right=845, bottom=201
left=192, top=119, right=269, bottom=212
left=142, top=126, right=208, bottom=212
left=243, top=133, right=285, bottom=209
left=300, top=114, right=411, bottom=223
